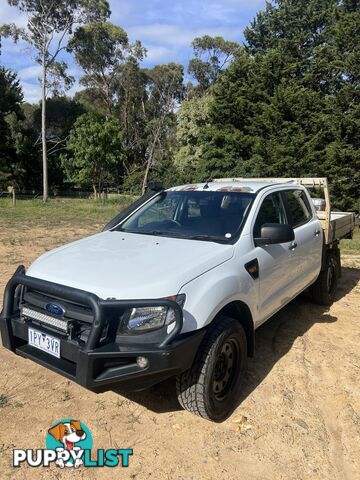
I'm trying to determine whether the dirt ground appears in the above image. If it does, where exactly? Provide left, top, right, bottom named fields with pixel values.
left=0, top=222, right=359, bottom=480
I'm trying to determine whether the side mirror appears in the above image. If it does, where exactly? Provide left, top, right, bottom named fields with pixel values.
left=254, top=223, right=295, bottom=246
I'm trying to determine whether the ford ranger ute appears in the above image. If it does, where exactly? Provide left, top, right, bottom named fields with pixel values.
left=0, top=177, right=355, bottom=421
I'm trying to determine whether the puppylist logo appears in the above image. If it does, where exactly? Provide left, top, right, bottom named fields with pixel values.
left=13, top=419, right=133, bottom=469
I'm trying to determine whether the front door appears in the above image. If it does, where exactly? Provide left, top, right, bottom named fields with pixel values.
left=252, top=191, right=297, bottom=324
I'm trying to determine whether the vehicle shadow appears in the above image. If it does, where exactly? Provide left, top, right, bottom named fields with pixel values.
left=112, top=266, right=360, bottom=415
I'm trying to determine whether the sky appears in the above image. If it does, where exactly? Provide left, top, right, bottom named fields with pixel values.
left=0, top=0, right=266, bottom=103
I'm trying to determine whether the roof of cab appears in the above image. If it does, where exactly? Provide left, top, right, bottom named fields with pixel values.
left=167, top=180, right=277, bottom=194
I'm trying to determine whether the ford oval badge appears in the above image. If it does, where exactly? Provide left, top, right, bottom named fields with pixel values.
left=45, top=303, right=65, bottom=316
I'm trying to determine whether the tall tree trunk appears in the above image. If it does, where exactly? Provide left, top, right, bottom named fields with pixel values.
left=41, top=54, right=48, bottom=202
left=142, top=123, right=161, bottom=194
left=92, top=183, right=97, bottom=199
left=142, top=154, right=152, bottom=195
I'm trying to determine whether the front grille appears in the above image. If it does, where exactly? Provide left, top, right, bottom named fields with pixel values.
left=23, top=289, right=94, bottom=323
left=20, top=288, right=95, bottom=341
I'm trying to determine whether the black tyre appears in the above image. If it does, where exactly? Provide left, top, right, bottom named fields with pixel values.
left=309, top=251, right=340, bottom=306
left=176, top=316, right=247, bottom=422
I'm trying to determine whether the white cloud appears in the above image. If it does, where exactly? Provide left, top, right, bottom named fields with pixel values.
left=129, top=23, right=244, bottom=48
left=20, top=79, right=84, bottom=103
left=129, top=24, right=194, bottom=47
left=217, top=0, right=265, bottom=7
left=66, top=65, right=83, bottom=79
left=201, top=0, right=266, bottom=25
left=144, top=45, right=175, bottom=63
left=0, top=0, right=267, bottom=101
left=108, top=0, right=137, bottom=23
left=21, top=81, right=41, bottom=104
left=0, top=37, right=35, bottom=64
left=17, top=65, right=41, bottom=81
left=0, top=0, right=28, bottom=27
left=108, top=0, right=266, bottom=29
left=66, top=81, right=84, bottom=98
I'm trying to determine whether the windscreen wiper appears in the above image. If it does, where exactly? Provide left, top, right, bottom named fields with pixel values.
left=118, top=229, right=228, bottom=243
left=185, top=234, right=228, bottom=243
left=119, top=229, right=175, bottom=237
left=138, top=231, right=227, bottom=242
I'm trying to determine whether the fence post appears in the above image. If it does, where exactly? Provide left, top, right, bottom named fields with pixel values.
left=8, top=186, right=16, bottom=206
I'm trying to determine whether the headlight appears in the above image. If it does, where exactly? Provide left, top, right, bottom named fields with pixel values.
left=118, top=295, right=185, bottom=334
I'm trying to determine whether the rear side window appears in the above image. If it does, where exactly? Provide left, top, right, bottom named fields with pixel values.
left=284, top=190, right=312, bottom=228
left=253, top=192, right=287, bottom=237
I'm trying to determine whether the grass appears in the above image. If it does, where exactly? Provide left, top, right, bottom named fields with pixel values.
left=0, top=393, right=9, bottom=408
left=61, top=390, right=72, bottom=402
left=0, top=196, right=136, bottom=229
left=340, top=227, right=360, bottom=255
left=0, top=197, right=358, bottom=255
left=95, top=398, right=106, bottom=411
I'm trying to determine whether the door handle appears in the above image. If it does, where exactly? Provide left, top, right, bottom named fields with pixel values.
left=314, top=229, right=321, bottom=237
left=289, top=241, right=297, bottom=251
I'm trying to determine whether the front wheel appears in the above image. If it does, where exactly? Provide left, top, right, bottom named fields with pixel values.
left=309, top=251, right=340, bottom=306
left=176, top=316, right=247, bottom=422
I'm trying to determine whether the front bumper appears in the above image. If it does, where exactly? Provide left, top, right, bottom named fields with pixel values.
left=0, top=266, right=205, bottom=391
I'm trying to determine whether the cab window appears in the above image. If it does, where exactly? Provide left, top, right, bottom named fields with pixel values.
left=253, top=192, right=287, bottom=237
left=119, top=191, right=254, bottom=242
left=137, top=195, right=181, bottom=227
left=283, top=190, right=312, bottom=228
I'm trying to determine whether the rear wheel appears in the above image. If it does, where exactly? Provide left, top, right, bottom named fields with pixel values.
left=176, top=316, right=247, bottom=422
left=309, top=251, right=340, bottom=306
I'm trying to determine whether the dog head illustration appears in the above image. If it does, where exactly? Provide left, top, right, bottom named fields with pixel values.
left=48, top=420, right=86, bottom=451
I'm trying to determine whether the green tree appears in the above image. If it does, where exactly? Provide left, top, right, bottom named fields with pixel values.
left=196, top=0, right=359, bottom=210
left=142, top=63, right=185, bottom=192
left=32, top=96, right=86, bottom=189
left=113, top=61, right=148, bottom=176
left=174, top=95, right=211, bottom=181
left=68, top=22, right=146, bottom=115
left=74, top=87, right=108, bottom=116
left=62, top=113, right=124, bottom=197
left=69, top=22, right=148, bottom=191
left=0, top=66, right=25, bottom=187
left=1, top=0, right=110, bottom=201
left=188, top=35, right=240, bottom=95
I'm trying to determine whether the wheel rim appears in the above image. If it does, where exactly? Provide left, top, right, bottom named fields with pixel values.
left=212, top=338, right=239, bottom=400
left=326, top=260, right=336, bottom=293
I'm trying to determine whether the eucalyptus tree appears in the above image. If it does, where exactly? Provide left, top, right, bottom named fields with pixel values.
left=113, top=61, right=148, bottom=176
left=68, top=22, right=146, bottom=189
left=188, top=35, right=240, bottom=95
left=68, top=22, right=146, bottom=116
left=140, top=63, right=184, bottom=193
left=0, top=0, right=110, bottom=201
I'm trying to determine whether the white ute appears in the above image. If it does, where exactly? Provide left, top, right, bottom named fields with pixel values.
left=0, top=177, right=355, bottom=421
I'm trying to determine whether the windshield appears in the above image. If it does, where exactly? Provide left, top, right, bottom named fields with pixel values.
left=116, top=190, right=254, bottom=242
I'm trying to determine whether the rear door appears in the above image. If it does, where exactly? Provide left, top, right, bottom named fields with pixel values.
left=282, top=188, right=323, bottom=288
left=252, top=190, right=297, bottom=323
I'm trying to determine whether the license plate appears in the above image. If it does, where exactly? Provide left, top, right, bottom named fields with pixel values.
left=28, top=328, right=60, bottom=358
